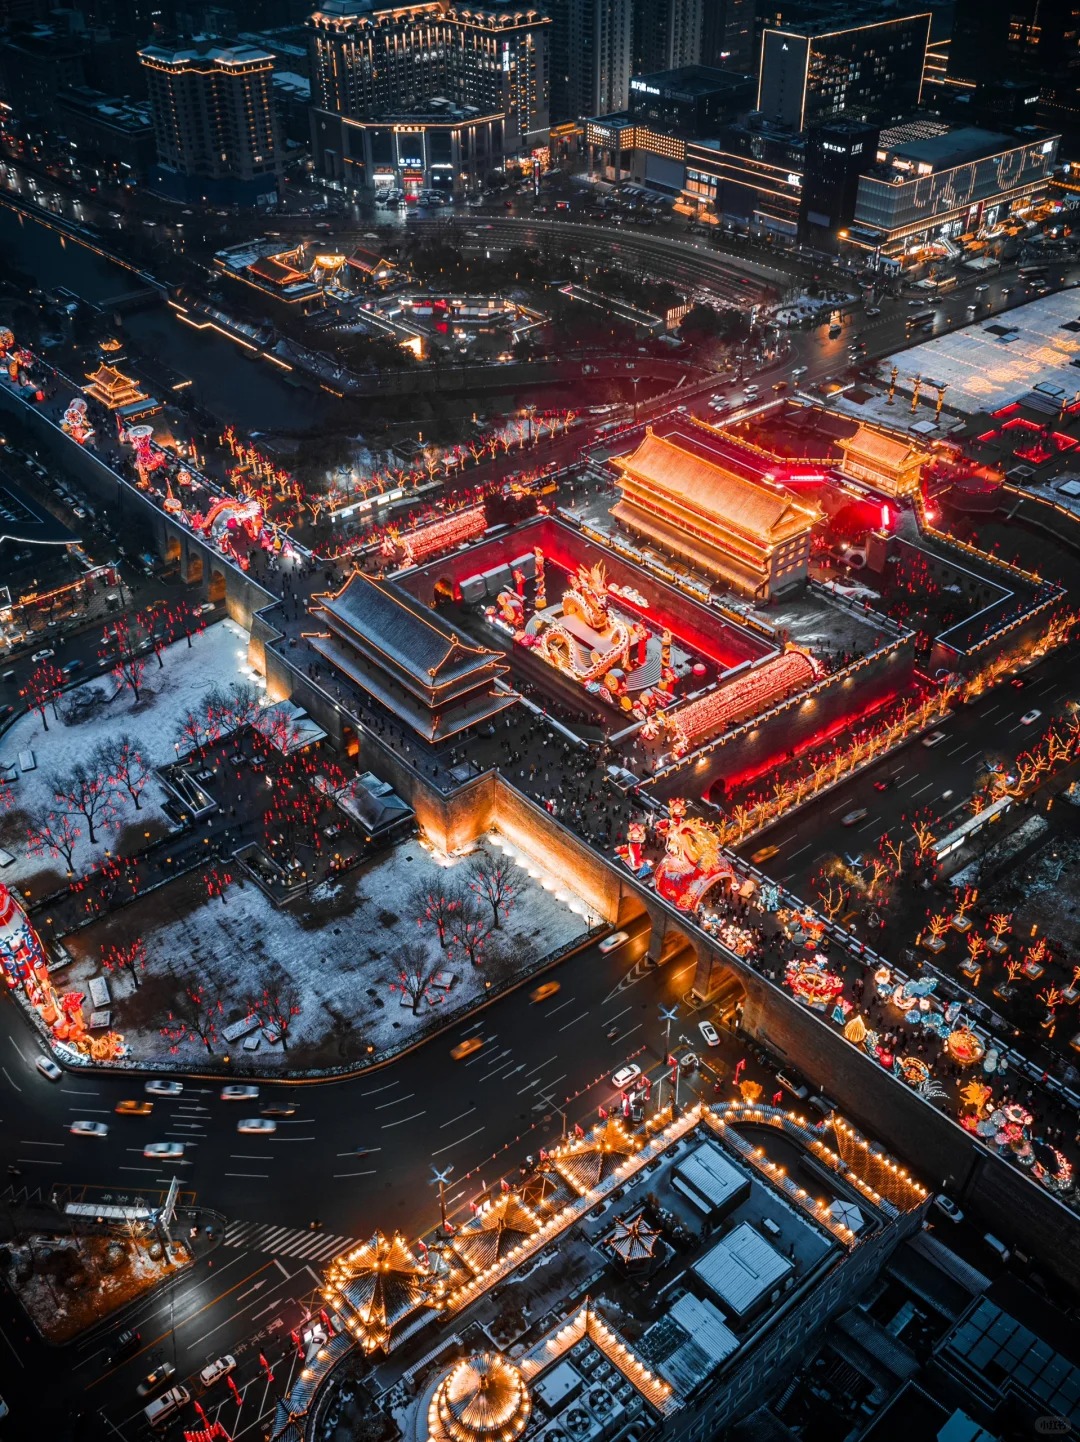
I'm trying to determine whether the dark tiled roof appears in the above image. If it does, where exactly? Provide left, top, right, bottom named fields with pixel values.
left=318, top=573, right=504, bottom=687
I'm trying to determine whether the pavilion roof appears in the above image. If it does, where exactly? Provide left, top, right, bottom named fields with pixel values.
left=838, top=424, right=925, bottom=469
left=614, top=429, right=819, bottom=542
left=450, top=1193, right=542, bottom=1275
left=607, top=1210, right=661, bottom=1265
left=327, top=1230, right=430, bottom=1352
left=551, top=1117, right=641, bottom=1194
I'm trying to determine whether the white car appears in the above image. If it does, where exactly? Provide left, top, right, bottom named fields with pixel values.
left=30, top=648, right=55, bottom=663
left=698, top=1020, right=721, bottom=1047
left=221, top=1085, right=259, bottom=1101
left=974, top=283, right=989, bottom=293
left=35, top=1056, right=62, bottom=1081
left=1020, top=709, right=1042, bottom=725
left=145, top=1079, right=183, bottom=1097
left=237, top=1118, right=276, bottom=1134
left=70, top=1120, right=109, bottom=1138
left=611, top=1064, right=642, bottom=1090
left=921, top=731, right=947, bottom=748
left=144, top=1142, right=185, bottom=1160
left=598, top=931, right=629, bottom=954
left=933, top=1194, right=964, bottom=1223
left=199, top=1355, right=236, bottom=1387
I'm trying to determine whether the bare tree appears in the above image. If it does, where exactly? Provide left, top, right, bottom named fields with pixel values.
left=161, top=984, right=223, bottom=1055
left=51, top=762, right=115, bottom=843
left=101, top=615, right=148, bottom=706
left=251, top=966, right=302, bottom=1051
left=446, top=894, right=493, bottom=968
left=468, top=857, right=521, bottom=930
left=19, top=660, right=65, bottom=732
left=387, top=941, right=446, bottom=1015
left=412, top=883, right=461, bottom=950
left=100, top=734, right=152, bottom=811
left=26, top=810, right=81, bottom=871
left=102, top=937, right=147, bottom=991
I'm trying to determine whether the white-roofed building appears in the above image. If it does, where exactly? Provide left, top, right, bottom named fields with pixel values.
left=672, top=1141, right=751, bottom=1222
left=692, top=1221, right=794, bottom=1320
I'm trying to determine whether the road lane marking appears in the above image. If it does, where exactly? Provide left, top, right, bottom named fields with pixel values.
left=224, top=1172, right=269, bottom=1178
left=602, top=1004, right=632, bottom=1025
left=545, top=996, right=577, bottom=1016
left=524, top=1054, right=558, bottom=1077
left=788, top=843, right=811, bottom=860
left=333, top=1169, right=377, bottom=1178
left=559, top=1011, right=589, bottom=1031
left=358, top=1081, right=398, bottom=1097
left=432, top=1125, right=484, bottom=1156
left=380, top=1109, right=426, bottom=1128
left=1, top=1068, right=21, bottom=1093
left=20, top=1140, right=63, bottom=1146
left=374, top=1092, right=415, bottom=1109
left=231, top=1154, right=274, bottom=1160
left=910, top=782, right=934, bottom=797
left=273, top=1259, right=289, bottom=1278
left=440, top=1107, right=476, bottom=1128
left=18, top=1157, right=61, bottom=1165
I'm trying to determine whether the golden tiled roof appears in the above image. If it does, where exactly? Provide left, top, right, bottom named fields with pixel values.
left=615, top=430, right=819, bottom=543
left=838, top=424, right=925, bottom=468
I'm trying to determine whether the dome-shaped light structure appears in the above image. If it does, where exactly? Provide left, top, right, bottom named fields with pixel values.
left=429, top=1353, right=531, bottom=1442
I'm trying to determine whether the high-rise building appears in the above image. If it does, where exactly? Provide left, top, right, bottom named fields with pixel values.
left=632, top=0, right=703, bottom=74
left=757, top=13, right=931, bottom=131
left=801, top=116, right=878, bottom=248
left=549, top=0, right=633, bottom=120
left=950, top=0, right=1080, bottom=85
left=700, top=0, right=756, bottom=71
left=308, top=1, right=550, bottom=162
left=139, top=42, right=283, bottom=205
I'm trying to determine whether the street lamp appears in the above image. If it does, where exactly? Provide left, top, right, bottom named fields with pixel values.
left=431, top=1164, right=454, bottom=1234
left=658, top=1004, right=679, bottom=1111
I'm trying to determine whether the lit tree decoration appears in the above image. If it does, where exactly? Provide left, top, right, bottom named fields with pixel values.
left=205, top=866, right=232, bottom=905
left=445, top=894, right=493, bottom=968
left=251, top=967, right=302, bottom=1051
left=160, top=984, right=223, bottom=1054
left=102, top=938, right=147, bottom=991
left=388, top=942, right=446, bottom=1016
left=414, top=885, right=461, bottom=950
left=51, top=762, right=115, bottom=844
left=101, top=615, right=148, bottom=706
left=19, top=660, right=65, bottom=732
left=739, top=1079, right=763, bottom=1104
left=26, top=810, right=81, bottom=873
left=987, top=913, right=1012, bottom=951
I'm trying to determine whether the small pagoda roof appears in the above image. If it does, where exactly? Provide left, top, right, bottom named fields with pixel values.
left=615, top=429, right=819, bottom=542
left=551, top=1117, right=641, bottom=1195
left=838, top=424, right=926, bottom=470
left=327, top=1230, right=430, bottom=1352
left=607, top=1210, right=661, bottom=1265
left=450, top=1193, right=541, bottom=1276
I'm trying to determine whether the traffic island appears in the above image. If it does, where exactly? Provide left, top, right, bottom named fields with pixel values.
left=1, top=1228, right=192, bottom=1344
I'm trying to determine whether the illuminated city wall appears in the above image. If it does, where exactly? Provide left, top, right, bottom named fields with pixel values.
left=737, top=968, right=1080, bottom=1290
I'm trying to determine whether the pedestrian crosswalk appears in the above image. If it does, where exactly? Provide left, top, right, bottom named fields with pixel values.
left=222, top=1219, right=362, bottom=1264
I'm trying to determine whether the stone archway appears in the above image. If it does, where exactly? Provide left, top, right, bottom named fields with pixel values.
left=164, top=534, right=181, bottom=567
left=184, top=549, right=204, bottom=586
left=691, top=949, right=749, bottom=1009
left=208, top=567, right=226, bottom=604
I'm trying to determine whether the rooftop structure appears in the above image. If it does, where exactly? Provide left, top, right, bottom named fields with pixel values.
left=837, top=424, right=927, bottom=498
left=306, top=571, right=515, bottom=742
left=876, top=290, right=1080, bottom=415
left=84, top=363, right=149, bottom=415
left=611, top=428, right=821, bottom=598
left=847, top=123, right=1059, bottom=258
left=299, top=1103, right=929, bottom=1442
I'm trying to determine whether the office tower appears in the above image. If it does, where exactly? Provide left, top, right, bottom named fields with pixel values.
left=549, top=0, right=632, bottom=120
left=757, top=12, right=930, bottom=131
left=139, top=42, right=283, bottom=203
left=700, top=0, right=756, bottom=71
left=308, top=1, right=550, bottom=155
left=801, top=116, right=878, bottom=248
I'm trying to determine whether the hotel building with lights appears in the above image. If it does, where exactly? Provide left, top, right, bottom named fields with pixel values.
left=307, top=0, right=550, bottom=192
left=139, top=42, right=283, bottom=206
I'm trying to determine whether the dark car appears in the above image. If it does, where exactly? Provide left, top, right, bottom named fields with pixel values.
left=873, top=776, right=896, bottom=792
left=109, top=1328, right=141, bottom=1365
left=260, top=1100, right=297, bottom=1118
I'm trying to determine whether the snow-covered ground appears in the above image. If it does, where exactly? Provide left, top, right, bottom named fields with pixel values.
left=0, top=620, right=255, bottom=888
left=57, top=834, right=590, bottom=1071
